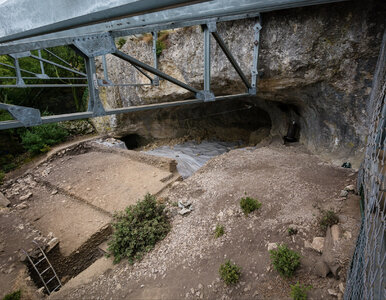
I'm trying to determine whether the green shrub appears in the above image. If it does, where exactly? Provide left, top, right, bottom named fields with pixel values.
left=116, top=38, right=127, bottom=49
left=214, top=224, right=225, bottom=238
left=269, top=244, right=300, bottom=277
left=2, top=290, right=21, bottom=300
left=219, top=260, right=241, bottom=285
left=156, top=40, right=165, bottom=56
left=240, top=196, right=261, bottom=215
left=290, top=282, right=312, bottom=300
left=288, top=227, right=298, bottom=236
left=108, top=193, right=170, bottom=264
left=0, top=171, right=4, bottom=185
left=319, top=210, right=339, bottom=233
left=21, top=123, right=68, bottom=155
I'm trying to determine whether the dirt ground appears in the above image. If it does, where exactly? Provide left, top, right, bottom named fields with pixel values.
left=47, top=141, right=360, bottom=300
left=0, top=139, right=179, bottom=299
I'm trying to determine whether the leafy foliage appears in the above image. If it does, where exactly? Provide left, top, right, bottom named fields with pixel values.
left=319, top=210, right=339, bottom=233
left=219, top=260, right=241, bottom=285
left=290, top=282, right=312, bottom=300
left=21, top=123, right=68, bottom=154
left=269, top=244, right=300, bottom=277
left=215, top=224, right=225, bottom=238
left=108, top=193, right=170, bottom=264
left=288, top=227, right=298, bottom=236
left=0, top=171, right=4, bottom=185
left=2, top=290, right=21, bottom=300
left=116, top=38, right=127, bottom=49
left=156, top=40, right=166, bottom=56
left=240, top=196, right=262, bottom=215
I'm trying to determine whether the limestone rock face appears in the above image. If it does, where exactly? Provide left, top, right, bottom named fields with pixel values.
left=94, top=0, right=385, bottom=166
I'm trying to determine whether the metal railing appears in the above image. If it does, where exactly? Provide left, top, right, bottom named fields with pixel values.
left=345, top=30, right=385, bottom=300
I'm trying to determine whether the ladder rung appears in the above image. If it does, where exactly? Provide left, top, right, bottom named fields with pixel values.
left=35, top=257, right=46, bottom=265
left=46, top=276, right=56, bottom=285
left=51, top=285, right=61, bottom=293
left=39, top=267, right=51, bottom=275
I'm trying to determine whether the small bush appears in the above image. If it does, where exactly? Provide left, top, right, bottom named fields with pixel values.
left=2, top=290, right=21, bottom=300
left=319, top=210, right=339, bottom=233
left=21, top=123, right=68, bottom=155
left=0, top=171, right=4, bottom=185
left=240, top=196, right=261, bottom=215
left=215, top=224, right=225, bottom=238
left=156, top=40, right=165, bottom=56
left=290, top=282, right=312, bottom=300
left=219, top=260, right=241, bottom=285
left=288, top=227, right=298, bottom=236
left=270, top=244, right=300, bottom=277
left=108, top=193, right=170, bottom=264
left=116, top=38, right=127, bottom=49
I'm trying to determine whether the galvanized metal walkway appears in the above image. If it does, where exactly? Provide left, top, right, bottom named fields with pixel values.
left=0, top=0, right=345, bottom=130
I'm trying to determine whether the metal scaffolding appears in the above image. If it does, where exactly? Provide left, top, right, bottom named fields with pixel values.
left=0, top=0, right=346, bottom=129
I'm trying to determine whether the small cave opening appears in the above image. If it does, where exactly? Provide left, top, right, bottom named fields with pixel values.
left=120, top=134, right=148, bottom=149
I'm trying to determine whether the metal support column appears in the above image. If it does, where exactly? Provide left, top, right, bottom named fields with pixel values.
left=152, top=32, right=159, bottom=86
left=201, top=24, right=215, bottom=101
left=8, top=54, right=26, bottom=87
left=250, top=15, right=262, bottom=95
left=37, top=50, right=49, bottom=79
left=84, top=56, right=105, bottom=116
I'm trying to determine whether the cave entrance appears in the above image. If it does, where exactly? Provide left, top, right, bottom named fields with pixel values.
left=120, top=134, right=148, bottom=149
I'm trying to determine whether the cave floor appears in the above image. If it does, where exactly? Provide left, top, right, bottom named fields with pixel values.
left=48, top=141, right=360, bottom=300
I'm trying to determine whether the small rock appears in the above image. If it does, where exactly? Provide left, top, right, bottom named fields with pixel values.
left=306, top=237, right=325, bottom=253
left=190, top=288, right=195, bottom=294
left=339, top=190, right=348, bottom=197
left=338, top=282, right=345, bottom=293
left=267, top=243, right=278, bottom=251
left=343, top=231, right=352, bottom=239
left=344, top=185, right=355, bottom=192
left=179, top=208, right=192, bottom=216
left=140, top=284, right=144, bottom=288
left=46, top=237, right=59, bottom=252
left=51, top=190, right=58, bottom=195
left=0, top=192, right=10, bottom=208
left=338, top=293, right=343, bottom=300
left=331, top=225, right=340, bottom=242
left=19, top=193, right=33, bottom=201
left=198, top=283, right=203, bottom=290
left=86, top=188, right=91, bottom=191
left=328, top=289, right=338, bottom=297
left=315, top=260, right=330, bottom=277
left=16, top=202, right=28, bottom=210
left=244, top=284, right=251, bottom=292
left=67, top=186, right=72, bottom=190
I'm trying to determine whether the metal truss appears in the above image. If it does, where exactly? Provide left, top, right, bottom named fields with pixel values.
left=0, top=0, right=346, bottom=130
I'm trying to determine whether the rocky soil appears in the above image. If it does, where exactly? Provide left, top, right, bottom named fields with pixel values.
left=49, top=141, right=360, bottom=300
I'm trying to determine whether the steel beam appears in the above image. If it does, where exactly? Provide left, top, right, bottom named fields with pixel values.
left=112, top=50, right=199, bottom=95
left=0, top=93, right=250, bottom=130
left=30, top=54, right=87, bottom=77
left=0, top=0, right=210, bottom=43
left=250, top=17, right=262, bottom=94
left=211, top=31, right=251, bottom=90
left=0, top=84, right=88, bottom=88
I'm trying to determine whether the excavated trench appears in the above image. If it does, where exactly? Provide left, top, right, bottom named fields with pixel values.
left=18, top=98, right=300, bottom=294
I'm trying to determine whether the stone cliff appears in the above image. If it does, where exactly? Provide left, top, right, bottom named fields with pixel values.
left=93, top=0, right=385, bottom=167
